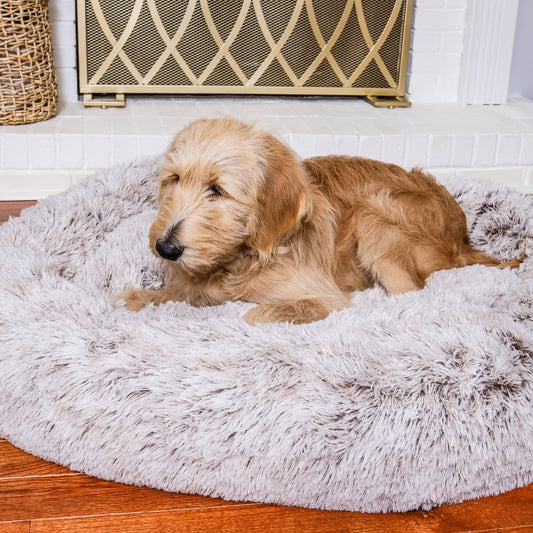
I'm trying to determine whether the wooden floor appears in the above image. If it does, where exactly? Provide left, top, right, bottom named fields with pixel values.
left=0, top=201, right=36, bottom=223
left=1, top=200, right=532, bottom=532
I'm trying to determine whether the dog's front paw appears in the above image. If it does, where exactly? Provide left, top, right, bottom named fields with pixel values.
left=118, top=288, right=152, bottom=311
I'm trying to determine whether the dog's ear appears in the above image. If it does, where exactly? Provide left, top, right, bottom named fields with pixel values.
left=246, top=135, right=312, bottom=260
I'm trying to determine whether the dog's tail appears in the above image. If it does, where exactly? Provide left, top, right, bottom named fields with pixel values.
left=458, top=247, right=525, bottom=269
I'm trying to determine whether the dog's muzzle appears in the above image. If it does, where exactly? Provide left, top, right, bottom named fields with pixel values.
left=155, top=238, right=184, bottom=261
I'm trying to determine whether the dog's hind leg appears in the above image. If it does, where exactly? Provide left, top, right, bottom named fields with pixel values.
left=370, top=259, right=424, bottom=294
left=356, top=218, right=424, bottom=295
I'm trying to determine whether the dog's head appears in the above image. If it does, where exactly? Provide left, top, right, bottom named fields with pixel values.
left=150, top=117, right=311, bottom=273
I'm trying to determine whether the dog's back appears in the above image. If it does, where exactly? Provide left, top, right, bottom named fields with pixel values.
left=303, top=155, right=520, bottom=294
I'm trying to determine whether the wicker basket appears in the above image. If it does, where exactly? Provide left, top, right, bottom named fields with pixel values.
left=0, top=0, right=58, bottom=125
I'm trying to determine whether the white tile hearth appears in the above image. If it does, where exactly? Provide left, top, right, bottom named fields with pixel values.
left=0, top=94, right=532, bottom=200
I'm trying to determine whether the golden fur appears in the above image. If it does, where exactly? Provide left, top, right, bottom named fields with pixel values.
left=121, top=117, right=521, bottom=324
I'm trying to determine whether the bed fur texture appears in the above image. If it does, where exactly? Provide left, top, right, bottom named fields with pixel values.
left=0, top=155, right=532, bottom=513
left=122, top=118, right=521, bottom=324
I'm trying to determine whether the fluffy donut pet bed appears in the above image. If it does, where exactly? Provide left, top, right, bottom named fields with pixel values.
left=0, top=158, right=532, bottom=513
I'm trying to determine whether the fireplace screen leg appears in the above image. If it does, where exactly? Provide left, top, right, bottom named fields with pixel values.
left=364, top=95, right=411, bottom=109
left=83, top=94, right=126, bottom=109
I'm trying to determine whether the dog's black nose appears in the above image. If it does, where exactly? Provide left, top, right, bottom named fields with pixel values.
left=155, top=238, right=184, bottom=261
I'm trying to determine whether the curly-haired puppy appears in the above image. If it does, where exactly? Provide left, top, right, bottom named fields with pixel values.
left=121, top=117, right=521, bottom=324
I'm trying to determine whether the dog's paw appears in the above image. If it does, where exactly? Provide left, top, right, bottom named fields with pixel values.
left=244, top=300, right=332, bottom=324
left=243, top=306, right=268, bottom=324
left=117, top=288, right=152, bottom=311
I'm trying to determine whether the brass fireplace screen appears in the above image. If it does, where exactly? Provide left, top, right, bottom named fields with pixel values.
left=77, top=0, right=414, bottom=107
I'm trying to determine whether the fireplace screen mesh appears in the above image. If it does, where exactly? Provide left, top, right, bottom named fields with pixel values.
left=77, top=0, right=413, bottom=100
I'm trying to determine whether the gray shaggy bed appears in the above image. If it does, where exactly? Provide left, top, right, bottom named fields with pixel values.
left=0, top=158, right=532, bottom=513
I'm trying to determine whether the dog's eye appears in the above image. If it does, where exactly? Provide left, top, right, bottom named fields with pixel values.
left=174, top=174, right=180, bottom=183
left=208, top=184, right=223, bottom=198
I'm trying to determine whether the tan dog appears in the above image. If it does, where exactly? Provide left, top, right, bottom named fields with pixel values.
left=121, top=117, right=521, bottom=324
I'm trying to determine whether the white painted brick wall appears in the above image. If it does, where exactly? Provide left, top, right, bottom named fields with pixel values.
left=407, top=0, right=468, bottom=103
left=49, top=0, right=78, bottom=103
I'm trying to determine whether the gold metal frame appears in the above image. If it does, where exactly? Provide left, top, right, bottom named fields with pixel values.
left=77, top=0, right=414, bottom=107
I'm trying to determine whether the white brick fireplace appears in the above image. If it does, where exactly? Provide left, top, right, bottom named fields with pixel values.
left=0, top=0, right=532, bottom=200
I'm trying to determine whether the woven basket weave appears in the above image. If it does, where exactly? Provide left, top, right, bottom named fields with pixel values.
left=0, top=0, right=58, bottom=125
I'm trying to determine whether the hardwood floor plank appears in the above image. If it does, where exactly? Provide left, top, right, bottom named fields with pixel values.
left=24, top=505, right=428, bottom=533
left=424, top=483, right=533, bottom=532
left=1, top=471, right=531, bottom=533
left=0, top=201, right=36, bottom=223
left=0, top=441, right=76, bottom=479
left=0, top=522, right=31, bottom=533
left=26, top=496, right=533, bottom=533
left=0, top=475, right=253, bottom=522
